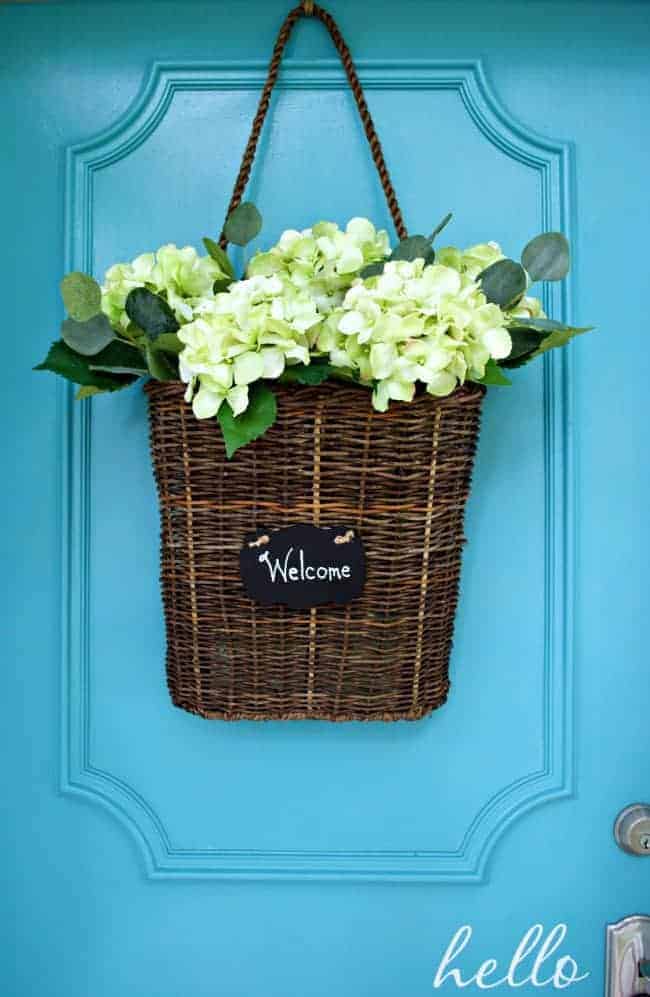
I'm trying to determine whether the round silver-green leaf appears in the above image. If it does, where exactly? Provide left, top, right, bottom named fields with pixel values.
left=479, top=259, right=527, bottom=308
left=521, top=232, right=570, bottom=282
left=390, top=236, right=434, bottom=263
left=359, top=261, right=386, bottom=279
left=61, top=313, right=115, bottom=356
left=60, top=272, right=102, bottom=322
left=224, top=202, right=262, bottom=246
left=125, top=287, right=179, bottom=339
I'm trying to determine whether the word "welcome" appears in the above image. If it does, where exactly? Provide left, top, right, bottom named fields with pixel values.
left=259, top=547, right=352, bottom=583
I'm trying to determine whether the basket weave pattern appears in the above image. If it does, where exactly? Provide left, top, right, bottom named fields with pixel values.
left=146, top=381, right=484, bottom=721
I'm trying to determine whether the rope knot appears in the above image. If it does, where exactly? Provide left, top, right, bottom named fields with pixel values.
left=303, top=0, right=314, bottom=14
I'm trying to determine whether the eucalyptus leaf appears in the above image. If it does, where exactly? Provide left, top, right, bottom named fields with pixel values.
left=475, top=360, right=512, bottom=386
left=125, top=287, right=179, bottom=340
left=218, top=382, right=277, bottom=458
left=279, top=362, right=334, bottom=386
left=60, top=272, right=102, bottom=322
left=34, top=340, right=137, bottom=391
left=390, top=235, right=435, bottom=264
left=359, top=261, right=386, bottom=279
left=202, top=237, right=235, bottom=278
left=61, top=313, right=115, bottom=356
left=224, top=202, right=262, bottom=247
left=479, top=259, right=527, bottom=308
left=521, top=232, right=570, bottom=282
left=145, top=345, right=177, bottom=381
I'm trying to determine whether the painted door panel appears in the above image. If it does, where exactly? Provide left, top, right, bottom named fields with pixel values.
left=2, top=1, right=649, bottom=995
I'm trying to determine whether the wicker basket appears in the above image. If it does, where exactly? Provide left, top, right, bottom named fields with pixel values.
left=146, top=381, right=484, bottom=721
left=143, top=3, right=486, bottom=720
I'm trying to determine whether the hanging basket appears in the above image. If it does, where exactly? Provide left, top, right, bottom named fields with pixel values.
left=147, top=381, right=484, bottom=721
left=145, top=1, right=485, bottom=721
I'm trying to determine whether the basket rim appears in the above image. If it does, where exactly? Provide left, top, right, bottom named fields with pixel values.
left=144, top=377, right=486, bottom=410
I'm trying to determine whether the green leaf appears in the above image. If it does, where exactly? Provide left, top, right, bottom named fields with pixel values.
left=479, top=259, right=527, bottom=307
left=504, top=325, right=546, bottom=362
left=475, top=359, right=512, bottom=386
left=145, top=345, right=177, bottom=381
left=151, top=332, right=184, bottom=355
left=521, top=232, right=570, bottom=282
left=34, top=340, right=137, bottom=391
left=279, top=362, right=334, bottom=385
left=89, top=339, right=149, bottom=375
left=359, top=261, right=386, bottom=279
left=503, top=318, right=593, bottom=368
left=60, top=272, right=102, bottom=322
left=89, top=339, right=147, bottom=368
left=429, top=211, right=453, bottom=242
left=390, top=235, right=434, bottom=264
left=529, top=323, right=593, bottom=360
left=217, top=382, right=277, bottom=458
left=125, top=287, right=179, bottom=340
left=213, top=276, right=234, bottom=294
left=224, top=202, right=262, bottom=247
left=61, top=313, right=115, bottom=356
left=89, top=365, right=146, bottom=375
left=202, top=238, right=235, bottom=278
left=508, top=317, right=572, bottom=334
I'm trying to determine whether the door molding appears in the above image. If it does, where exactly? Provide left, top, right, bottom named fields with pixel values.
left=59, top=60, right=576, bottom=881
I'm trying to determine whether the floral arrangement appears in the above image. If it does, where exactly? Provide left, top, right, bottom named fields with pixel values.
left=35, top=204, right=590, bottom=456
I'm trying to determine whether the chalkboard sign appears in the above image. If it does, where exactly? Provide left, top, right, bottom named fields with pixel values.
left=239, top=524, right=365, bottom=610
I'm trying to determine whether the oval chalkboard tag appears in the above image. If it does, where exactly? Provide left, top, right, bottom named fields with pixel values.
left=239, top=524, right=365, bottom=610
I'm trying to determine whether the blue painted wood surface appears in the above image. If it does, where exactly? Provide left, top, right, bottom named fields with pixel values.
left=1, top=1, right=649, bottom=994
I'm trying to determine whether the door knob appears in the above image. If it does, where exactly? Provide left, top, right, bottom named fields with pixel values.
left=606, top=916, right=650, bottom=996
left=614, top=805, right=650, bottom=856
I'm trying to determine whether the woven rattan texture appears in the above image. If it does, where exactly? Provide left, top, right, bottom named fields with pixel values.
left=146, top=382, right=484, bottom=721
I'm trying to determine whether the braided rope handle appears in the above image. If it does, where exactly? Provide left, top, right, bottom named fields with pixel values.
left=219, top=1, right=408, bottom=248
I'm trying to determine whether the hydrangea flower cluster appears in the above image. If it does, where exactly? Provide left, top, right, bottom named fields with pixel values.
left=101, top=244, right=228, bottom=333
left=246, top=217, right=390, bottom=314
left=178, top=274, right=320, bottom=419
left=318, top=257, right=514, bottom=411
left=38, top=208, right=583, bottom=453
left=179, top=219, right=390, bottom=419
left=437, top=241, right=546, bottom=321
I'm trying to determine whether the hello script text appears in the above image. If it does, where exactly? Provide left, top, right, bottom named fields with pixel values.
left=432, top=924, right=589, bottom=990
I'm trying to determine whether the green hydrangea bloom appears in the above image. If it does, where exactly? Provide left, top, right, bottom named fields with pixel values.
left=321, top=258, right=513, bottom=411
left=101, top=244, right=228, bottom=333
left=178, top=274, right=319, bottom=419
left=437, top=241, right=504, bottom=280
left=437, top=241, right=546, bottom=319
left=507, top=294, right=547, bottom=320
left=246, top=218, right=390, bottom=317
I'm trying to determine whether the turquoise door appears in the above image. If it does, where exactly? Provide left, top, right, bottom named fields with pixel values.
left=4, top=1, right=649, bottom=994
